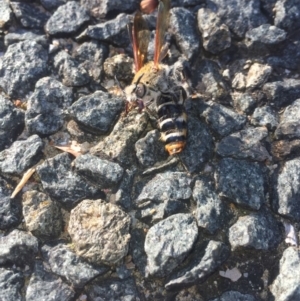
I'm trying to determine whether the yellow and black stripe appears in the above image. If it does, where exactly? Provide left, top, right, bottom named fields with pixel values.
left=156, top=90, right=187, bottom=155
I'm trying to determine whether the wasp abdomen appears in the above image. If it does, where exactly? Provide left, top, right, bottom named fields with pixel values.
left=156, top=93, right=187, bottom=155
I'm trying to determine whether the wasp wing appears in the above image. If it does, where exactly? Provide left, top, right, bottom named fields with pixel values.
left=154, top=0, right=170, bottom=68
left=129, top=11, right=150, bottom=72
left=140, top=0, right=159, bottom=14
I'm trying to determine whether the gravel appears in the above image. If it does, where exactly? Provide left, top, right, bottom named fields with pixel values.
left=1, top=1, right=299, bottom=300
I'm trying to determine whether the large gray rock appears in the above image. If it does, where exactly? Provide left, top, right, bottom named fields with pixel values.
left=0, top=229, right=38, bottom=265
left=26, top=261, right=75, bottom=301
left=77, top=13, right=130, bottom=47
left=22, top=190, right=62, bottom=238
left=145, top=213, right=198, bottom=277
left=193, top=177, right=226, bottom=234
left=45, top=1, right=90, bottom=35
left=0, top=41, right=48, bottom=99
left=270, top=247, right=300, bottom=301
left=42, top=243, right=108, bottom=288
left=170, top=7, right=200, bottom=60
left=69, top=91, right=124, bottom=134
left=0, top=135, right=43, bottom=174
left=73, top=153, right=124, bottom=189
left=272, top=158, right=300, bottom=221
left=36, top=153, right=103, bottom=208
left=165, top=240, right=230, bottom=289
left=216, top=127, right=271, bottom=161
left=26, top=77, right=73, bottom=135
left=275, top=99, right=300, bottom=139
left=0, top=268, right=23, bottom=301
left=0, top=177, right=21, bottom=229
left=206, top=0, right=267, bottom=38
left=197, top=8, right=231, bottom=54
left=68, top=199, right=131, bottom=264
left=215, top=158, right=266, bottom=210
left=229, top=211, right=282, bottom=250
left=0, top=94, right=24, bottom=151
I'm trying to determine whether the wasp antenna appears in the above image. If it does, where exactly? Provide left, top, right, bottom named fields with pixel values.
left=114, top=75, right=126, bottom=96
left=175, top=154, right=191, bottom=175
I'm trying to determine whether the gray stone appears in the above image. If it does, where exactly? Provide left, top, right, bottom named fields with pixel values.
left=165, top=241, right=230, bottom=289
left=0, top=229, right=38, bottom=265
left=136, top=171, right=192, bottom=207
left=77, top=13, right=130, bottom=47
left=26, top=261, right=75, bottom=301
left=0, top=0, right=12, bottom=28
left=263, top=78, right=300, bottom=108
left=180, top=116, right=214, bottom=173
left=232, top=72, right=246, bottom=90
left=129, top=228, right=147, bottom=276
left=275, top=99, right=300, bottom=139
left=245, top=63, right=272, bottom=89
left=80, top=0, right=138, bottom=18
left=53, top=51, right=90, bottom=87
left=85, top=278, right=141, bottom=301
left=41, top=0, right=66, bottom=10
left=170, top=7, right=200, bottom=60
left=45, top=1, right=90, bottom=35
left=68, top=199, right=131, bottom=264
left=116, top=264, right=131, bottom=280
left=274, top=0, right=300, bottom=32
left=202, top=101, right=247, bottom=137
left=0, top=135, right=43, bottom=174
left=135, top=129, right=168, bottom=167
left=90, top=111, right=149, bottom=167
left=4, top=29, right=48, bottom=47
left=0, top=94, right=24, bottom=151
left=69, top=91, right=124, bottom=134
left=261, top=0, right=277, bottom=20
left=245, top=24, right=287, bottom=53
left=74, top=40, right=108, bottom=84
left=113, top=168, right=136, bottom=210
left=73, top=153, right=124, bottom=189
left=193, top=178, right=226, bottom=234
left=206, top=0, right=267, bottom=38
left=42, top=243, right=108, bottom=288
left=145, top=213, right=198, bottom=277
left=36, top=153, right=103, bottom=208
left=0, top=177, right=21, bottom=229
left=103, top=54, right=133, bottom=84
left=251, top=105, right=279, bottom=130
left=271, top=139, right=300, bottom=161
left=209, top=290, right=257, bottom=301
left=22, top=190, right=62, bottom=238
left=137, top=195, right=188, bottom=223
left=270, top=247, right=300, bottom=301
left=10, top=2, right=49, bottom=29
left=0, top=268, right=23, bottom=301
left=0, top=41, right=48, bottom=99
left=172, top=0, right=205, bottom=6
left=216, top=127, right=271, bottom=161
left=231, top=92, right=256, bottom=114
left=229, top=211, right=282, bottom=250
left=272, top=158, right=300, bottom=221
left=195, top=60, right=229, bottom=102
left=25, top=77, right=73, bottom=135
left=215, top=158, right=266, bottom=210
left=197, top=8, right=231, bottom=54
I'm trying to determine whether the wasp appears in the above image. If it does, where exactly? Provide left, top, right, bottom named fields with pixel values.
left=124, top=0, right=189, bottom=156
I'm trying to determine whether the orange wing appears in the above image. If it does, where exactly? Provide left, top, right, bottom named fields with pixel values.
left=154, top=0, right=170, bottom=67
left=129, top=11, right=150, bottom=72
left=140, top=0, right=159, bottom=14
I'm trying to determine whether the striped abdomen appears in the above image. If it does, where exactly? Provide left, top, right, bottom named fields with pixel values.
left=156, top=92, right=187, bottom=155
